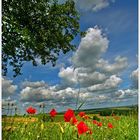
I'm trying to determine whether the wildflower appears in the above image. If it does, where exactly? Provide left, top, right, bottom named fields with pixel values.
left=64, top=109, right=75, bottom=122
left=93, top=120, right=98, bottom=125
left=83, top=115, right=89, bottom=120
left=59, top=124, right=64, bottom=133
left=77, top=121, right=91, bottom=135
left=71, top=117, right=78, bottom=125
left=49, top=109, right=57, bottom=117
left=97, top=122, right=102, bottom=127
left=88, top=129, right=92, bottom=134
left=26, top=106, right=37, bottom=114
left=41, top=123, right=44, bottom=130
left=78, top=112, right=85, bottom=118
left=108, top=122, right=113, bottom=129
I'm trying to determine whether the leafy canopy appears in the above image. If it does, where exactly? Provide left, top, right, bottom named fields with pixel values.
left=2, top=0, right=80, bottom=77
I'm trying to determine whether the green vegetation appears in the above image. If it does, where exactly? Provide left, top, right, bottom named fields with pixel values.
left=2, top=0, right=80, bottom=77
left=2, top=106, right=138, bottom=140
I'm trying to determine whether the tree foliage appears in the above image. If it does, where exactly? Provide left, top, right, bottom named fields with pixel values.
left=2, top=0, right=80, bottom=77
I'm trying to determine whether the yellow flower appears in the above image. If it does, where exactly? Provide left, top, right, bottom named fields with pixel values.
left=59, top=124, right=64, bottom=133
left=41, top=123, right=44, bottom=130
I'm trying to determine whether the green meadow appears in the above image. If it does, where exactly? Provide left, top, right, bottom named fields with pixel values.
left=2, top=106, right=138, bottom=140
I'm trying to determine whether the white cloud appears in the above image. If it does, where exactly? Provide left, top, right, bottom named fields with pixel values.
left=131, top=68, right=138, bottom=80
left=2, top=78, right=17, bottom=97
left=20, top=80, right=91, bottom=105
left=72, top=26, right=109, bottom=68
left=19, top=78, right=137, bottom=110
left=96, top=56, right=128, bottom=74
left=76, top=0, right=115, bottom=12
left=58, top=67, right=78, bottom=85
left=115, top=89, right=138, bottom=99
left=131, top=68, right=138, bottom=88
left=115, top=90, right=125, bottom=98
left=72, top=27, right=128, bottom=75
left=59, top=66, right=107, bottom=87
left=88, top=75, right=122, bottom=91
left=59, top=27, right=127, bottom=89
left=20, top=86, right=51, bottom=102
left=21, top=80, right=47, bottom=88
left=20, top=81, right=76, bottom=102
left=78, top=70, right=107, bottom=86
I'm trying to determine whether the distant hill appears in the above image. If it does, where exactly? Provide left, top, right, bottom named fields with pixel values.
left=2, top=104, right=138, bottom=117
left=58, top=104, right=138, bottom=116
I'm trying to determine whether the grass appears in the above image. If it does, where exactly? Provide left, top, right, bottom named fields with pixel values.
left=2, top=107, right=138, bottom=140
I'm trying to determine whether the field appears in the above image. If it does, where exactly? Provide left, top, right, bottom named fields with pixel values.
left=2, top=106, right=138, bottom=140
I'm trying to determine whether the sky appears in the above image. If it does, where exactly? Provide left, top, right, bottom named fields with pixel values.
left=2, top=0, right=138, bottom=115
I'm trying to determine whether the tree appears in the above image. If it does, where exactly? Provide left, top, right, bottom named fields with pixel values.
left=2, top=0, right=80, bottom=77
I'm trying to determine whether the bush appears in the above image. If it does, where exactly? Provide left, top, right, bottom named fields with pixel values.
left=93, top=115, right=100, bottom=121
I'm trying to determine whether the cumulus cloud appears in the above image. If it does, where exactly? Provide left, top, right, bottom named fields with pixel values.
left=2, top=78, right=17, bottom=97
left=59, top=0, right=115, bottom=12
left=20, top=80, right=50, bottom=102
left=78, top=71, right=107, bottom=86
left=115, top=89, right=138, bottom=99
left=72, top=27, right=109, bottom=68
left=58, top=67, right=108, bottom=88
left=19, top=79, right=137, bottom=110
left=20, top=86, right=51, bottom=102
left=20, top=81, right=92, bottom=107
left=59, top=66, right=107, bottom=87
left=59, top=27, right=126, bottom=90
left=58, top=67, right=78, bottom=85
left=76, top=0, right=115, bottom=12
left=20, top=81, right=76, bottom=103
left=21, top=80, right=47, bottom=88
left=131, top=68, right=138, bottom=88
left=86, top=88, right=138, bottom=106
left=88, top=75, right=122, bottom=91
left=96, top=56, right=128, bottom=74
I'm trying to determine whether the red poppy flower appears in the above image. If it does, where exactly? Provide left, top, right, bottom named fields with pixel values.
left=97, top=122, right=102, bottom=127
left=49, top=109, right=57, bottom=117
left=64, top=109, right=75, bottom=122
left=78, top=112, right=85, bottom=117
left=108, top=122, right=113, bottom=129
left=77, top=121, right=91, bottom=135
left=88, top=129, right=92, bottom=134
left=26, top=106, right=37, bottom=114
left=93, top=120, right=98, bottom=125
left=71, top=117, right=78, bottom=125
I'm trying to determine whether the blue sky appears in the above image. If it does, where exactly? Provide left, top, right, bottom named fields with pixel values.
left=2, top=0, right=138, bottom=115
